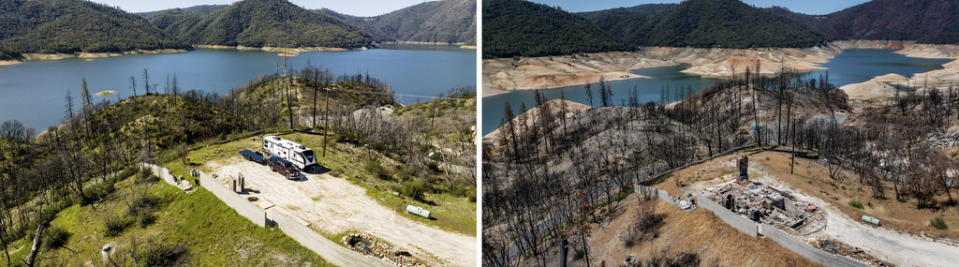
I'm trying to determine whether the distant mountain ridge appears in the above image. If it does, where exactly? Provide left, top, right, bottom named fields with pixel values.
left=483, top=0, right=629, bottom=58
left=485, top=0, right=959, bottom=59
left=771, top=0, right=959, bottom=44
left=148, top=0, right=373, bottom=48
left=595, top=0, right=828, bottom=48
left=145, top=0, right=476, bottom=47
left=0, top=0, right=188, bottom=55
left=318, top=0, right=476, bottom=44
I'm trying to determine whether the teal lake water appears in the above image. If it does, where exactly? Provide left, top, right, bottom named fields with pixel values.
left=482, top=49, right=952, bottom=135
left=0, top=47, right=476, bottom=131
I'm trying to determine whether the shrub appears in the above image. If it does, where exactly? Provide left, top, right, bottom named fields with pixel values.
left=848, top=200, right=864, bottom=209
left=104, top=216, right=132, bottom=237
left=402, top=180, right=428, bottom=202
left=364, top=158, right=391, bottom=180
left=43, top=227, right=71, bottom=250
left=931, top=217, right=948, bottom=230
left=143, top=242, right=189, bottom=266
left=620, top=199, right=664, bottom=247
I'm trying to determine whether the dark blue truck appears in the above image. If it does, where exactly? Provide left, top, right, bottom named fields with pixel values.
left=239, top=149, right=266, bottom=165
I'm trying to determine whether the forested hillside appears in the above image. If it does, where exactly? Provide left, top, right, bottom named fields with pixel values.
left=319, top=0, right=476, bottom=44
left=0, top=47, right=21, bottom=60
left=147, top=0, right=373, bottom=48
left=591, top=0, right=828, bottom=48
left=140, top=5, right=227, bottom=31
left=0, top=0, right=188, bottom=54
left=483, top=0, right=628, bottom=58
left=772, top=0, right=959, bottom=44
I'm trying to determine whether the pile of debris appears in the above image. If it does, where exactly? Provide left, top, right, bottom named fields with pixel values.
left=816, top=239, right=892, bottom=266
left=706, top=180, right=824, bottom=234
left=341, top=233, right=424, bottom=267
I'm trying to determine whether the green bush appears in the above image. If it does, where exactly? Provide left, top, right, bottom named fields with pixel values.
left=848, top=200, right=864, bottom=210
left=931, top=217, right=948, bottom=230
left=402, top=180, right=428, bottom=202
left=104, top=216, right=132, bottom=237
left=43, top=227, right=71, bottom=250
left=143, top=242, right=188, bottom=266
left=364, top=158, right=391, bottom=180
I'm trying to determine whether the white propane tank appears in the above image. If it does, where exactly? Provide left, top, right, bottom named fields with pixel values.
left=406, top=205, right=431, bottom=218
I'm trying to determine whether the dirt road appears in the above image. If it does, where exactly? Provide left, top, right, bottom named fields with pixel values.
left=208, top=160, right=476, bottom=267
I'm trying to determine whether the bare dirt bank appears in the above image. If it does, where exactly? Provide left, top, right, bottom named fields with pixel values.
left=0, top=60, right=21, bottom=66
left=20, top=48, right=188, bottom=61
left=640, top=45, right=841, bottom=77
left=837, top=41, right=959, bottom=102
left=483, top=46, right=841, bottom=96
left=195, top=45, right=352, bottom=57
left=485, top=41, right=959, bottom=98
left=483, top=52, right=674, bottom=96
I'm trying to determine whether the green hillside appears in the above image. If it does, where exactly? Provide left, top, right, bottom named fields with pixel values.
left=155, top=0, right=373, bottom=48
left=0, top=0, right=189, bottom=54
left=483, top=0, right=629, bottom=58
left=772, top=0, right=959, bottom=44
left=320, top=0, right=476, bottom=44
left=608, top=0, right=828, bottom=48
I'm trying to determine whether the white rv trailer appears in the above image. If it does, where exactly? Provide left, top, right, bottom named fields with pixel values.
left=262, top=136, right=317, bottom=170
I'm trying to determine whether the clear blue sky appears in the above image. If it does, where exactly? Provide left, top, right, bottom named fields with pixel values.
left=529, top=0, right=870, bottom=15
left=92, top=0, right=435, bottom=16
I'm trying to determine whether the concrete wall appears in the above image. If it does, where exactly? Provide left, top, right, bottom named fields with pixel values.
left=696, top=194, right=760, bottom=237
left=761, top=225, right=867, bottom=267
left=634, top=184, right=679, bottom=206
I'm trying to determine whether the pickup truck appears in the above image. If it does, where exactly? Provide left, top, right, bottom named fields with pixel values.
left=267, top=156, right=302, bottom=179
left=239, top=149, right=266, bottom=165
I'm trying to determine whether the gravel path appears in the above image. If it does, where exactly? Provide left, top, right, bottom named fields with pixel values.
left=208, top=160, right=476, bottom=267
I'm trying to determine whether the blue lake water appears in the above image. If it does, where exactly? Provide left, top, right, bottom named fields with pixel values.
left=482, top=49, right=952, bottom=135
left=0, top=46, right=476, bottom=131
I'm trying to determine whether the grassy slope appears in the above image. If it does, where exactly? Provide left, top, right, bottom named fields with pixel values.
left=8, top=175, right=328, bottom=266
left=163, top=132, right=476, bottom=237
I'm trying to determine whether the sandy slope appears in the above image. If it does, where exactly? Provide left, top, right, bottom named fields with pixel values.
left=207, top=160, right=477, bottom=267
left=839, top=74, right=909, bottom=101
left=483, top=52, right=672, bottom=96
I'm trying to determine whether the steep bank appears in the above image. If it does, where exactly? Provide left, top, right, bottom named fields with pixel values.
left=482, top=52, right=671, bottom=96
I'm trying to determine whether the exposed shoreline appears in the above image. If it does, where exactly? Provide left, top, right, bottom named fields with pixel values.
left=379, top=40, right=476, bottom=49
left=0, top=48, right=190, bottom=66
left=482, top=51, right=672, bottom=97
left=194, top=45, right=353, bottom=57
left=483, top=40, right=959, bottom=97
left=838, top=41, right=959, bottom=102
